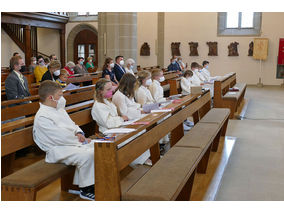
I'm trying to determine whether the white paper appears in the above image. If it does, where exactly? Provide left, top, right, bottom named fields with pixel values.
left=227, top=92, right=237, bottom=95
left=151, top=109, right=172, bottom=113
left=103, top=128, right=136, bottom=135
left=91, top=139, right=114, bottom=143
left=63, top=83, right=80, bottom=91
left=121, top=118, right=140, bottom=126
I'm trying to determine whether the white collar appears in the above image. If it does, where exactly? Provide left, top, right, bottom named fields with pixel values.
left=153, top=79, right=160, bottom=85
left=39, top=102, right=57, bottom=111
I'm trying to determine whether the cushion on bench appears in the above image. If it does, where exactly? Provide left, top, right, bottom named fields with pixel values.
left=175, top=123, right=220, bottom=149
left=199, top=108, right=230, bottom=124
left=122, top=147, right=202, bottom=201
left=223, top=83, right=246, bottom=100
left=1, top=159, right=73, bottom=188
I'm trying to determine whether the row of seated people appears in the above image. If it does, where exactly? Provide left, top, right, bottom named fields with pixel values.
left=31, top=66, right=194, bottom=200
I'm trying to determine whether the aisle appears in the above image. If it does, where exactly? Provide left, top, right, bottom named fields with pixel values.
left=215, top=86, right=284, bottom=200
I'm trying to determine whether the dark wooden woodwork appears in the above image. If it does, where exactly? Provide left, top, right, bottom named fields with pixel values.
left=207, top=42, right=218, bottom=56
left=188, top=42, right=199, bottom=56
left=60, top=27, right=66, bottom=67
left=24, top=25, right=32, bottom=66
left=171, top=42, right=181, bottom=56
left=73, top=29, right=98, bottom=67
left=228, top=42, right=239, bottom=56
left=140, top=42, right=150, bottom=56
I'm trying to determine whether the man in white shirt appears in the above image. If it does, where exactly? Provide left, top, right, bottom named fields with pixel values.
left=190, top=62, right=202, bottom=86
left=33, top=80, right=95, bottom=200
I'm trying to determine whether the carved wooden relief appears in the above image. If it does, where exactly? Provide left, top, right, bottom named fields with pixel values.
left=248, top=41, right=254, bottom=56
left=228, top=42, right=239, bottom=56
left=206, top=42, right=218, bottom=56
left=188, top=42, right=199, bottom=56
left=171, top=42, right=181, bottom=56
left=140, top=42, right=150, bottom=56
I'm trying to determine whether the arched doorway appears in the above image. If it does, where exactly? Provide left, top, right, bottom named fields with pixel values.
left=74, top=29, right=98, bottom=67
left=67, top=24, right=98, bottom=66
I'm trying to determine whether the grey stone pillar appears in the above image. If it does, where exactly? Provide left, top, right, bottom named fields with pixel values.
left=98, top=12, right=137, bottom=69
left=157, top=12, right=165, bottom=69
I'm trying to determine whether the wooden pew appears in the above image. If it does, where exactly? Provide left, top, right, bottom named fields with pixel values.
left=213, top=73, right=247, bottom=119
left=123, top=107, right=230, bottom=200
left=1, top=104, right=97, bottom=201
left=1, top=85, right=96, bottom=122
left=94, top=90, right=212, bottom=201
left=168, top=77, right=182, bottom=96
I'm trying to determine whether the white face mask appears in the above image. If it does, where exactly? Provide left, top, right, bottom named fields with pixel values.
left=52, top=96, right=66, bottom=110
left=145, top=79, right=152, bottom=86
left=130, top=65, right=134, bottom=70
left=110, top=63, right=115, bottom=68
left=89, top=60, right=92, bottom=63
left=193, top=69, right=199, bottom=72
left=119, top=60, right=124, bottom=66
left=159, top=76, right=165, bottom=82
left=33, top=61, right=37, bottom=65
left=53, top=70, right=60, bottom=76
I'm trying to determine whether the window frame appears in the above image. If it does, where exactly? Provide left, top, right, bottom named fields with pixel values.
left=218, top=12, right=262, bottom=36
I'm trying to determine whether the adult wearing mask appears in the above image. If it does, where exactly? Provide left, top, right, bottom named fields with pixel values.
left=85, top=57, right=95, bottom=71
left=41, top=60, right=61, bottom=82
left=64, top=61, right=76, bottom=78
left=74, top=57, right=88, bottom=75
left=125, top=58, right=135, bottom=75
left=167, top=58, right=181, bottom=71
left=5, top=56, right=31, bottom=100
left=102, top=57, right=118, bottom=86
left=113, top=55, right=126, bottom=82
left=34, top=56, right=48, bottom=83
left=202, top=60, right=211, bottom=80
left=29, top=57, right=37, bottom=73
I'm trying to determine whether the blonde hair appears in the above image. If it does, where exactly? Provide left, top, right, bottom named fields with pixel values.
left=94, top=78, right=111, bottom=103
left=66, top=61, right=75, bottom=68
left=136, top=70, right=151, bottom=90
left=60, top=69, right=68, bottom=76
left=49, top=60, right=61, bottom=69
left=151, top=68, right=162, bottom=79
left=87, top=57, right=93, bottom=62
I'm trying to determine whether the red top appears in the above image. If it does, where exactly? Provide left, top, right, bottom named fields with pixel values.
left=64, top=66, right=75, bottom=78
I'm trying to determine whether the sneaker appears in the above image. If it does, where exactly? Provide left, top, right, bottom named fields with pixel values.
left=184, top=120, right=194, bottom=127
left=183, top=123, right=191, bottom=131
left=80, top=185, right=95, bottom=201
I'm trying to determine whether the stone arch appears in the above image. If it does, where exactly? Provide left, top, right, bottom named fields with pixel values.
left=67, top=23, right=98, bottom=63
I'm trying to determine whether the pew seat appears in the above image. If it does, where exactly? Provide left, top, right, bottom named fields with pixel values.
left=122, top=147, right=202, bottom=201
left=199, top=108, right=230, bottom=125
left=1, top=159, right=75, bottom=201
left=223, top=83, right=246, bottom=100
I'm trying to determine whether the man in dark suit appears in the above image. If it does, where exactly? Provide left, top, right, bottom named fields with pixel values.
left=5, top=56, right=31, bottom=100
left=113, top=55, right=126, bottom=82
left=167, top=58, right=182, bottom=71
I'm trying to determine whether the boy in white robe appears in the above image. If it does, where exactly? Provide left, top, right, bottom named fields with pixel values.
left=149, top=69, right=167, bottom=103
left=33, top=80, right=95, bottom=200
left=180, top=70, right=193, bottom=95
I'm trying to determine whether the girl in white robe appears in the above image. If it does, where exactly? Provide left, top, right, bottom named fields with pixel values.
left=112, top=74, right=142, bottom=120
left=180, top=70, right=194, bottom=95
left=134, top=70, right=154, bottom=106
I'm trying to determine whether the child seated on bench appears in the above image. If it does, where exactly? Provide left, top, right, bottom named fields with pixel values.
left=91, top=78, right=128, bottom=134
left=180, top=70, right=193, bottom=95
left=33, top=80, right=95, bottom=201
left=134, top=70, right=155, bottom=106
left=55, top=69, right=69, bottom=88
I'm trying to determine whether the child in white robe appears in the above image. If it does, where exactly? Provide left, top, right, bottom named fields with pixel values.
left=149, top=69, right=167, bottom=103
left=112, top=73, right=142, bottom=120
left=134, top=70, right=154, bottom=106
left=33, top=80, right=95, bottom=200
left=180, top=70, right=194, bottom=95
left=91, top=79, right=128, bottom=133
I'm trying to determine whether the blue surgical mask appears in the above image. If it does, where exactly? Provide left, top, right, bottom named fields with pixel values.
left=80, top=61, right=84, bottom=65
left=130, top=65, right=134, bottom=69
left=205, top=65, right=209, bottom=69
left=171, top=62, right=175, bottom=65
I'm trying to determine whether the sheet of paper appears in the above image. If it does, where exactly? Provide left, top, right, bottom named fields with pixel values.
left=121, top=118, right=140, bottom=126
left=63, top=83, right=80, bottom=91
left=151, top=109, right=172, bottom=113
left=103, top=128, right=136, bottom=135
left=227, top=92, right=237, bottom=95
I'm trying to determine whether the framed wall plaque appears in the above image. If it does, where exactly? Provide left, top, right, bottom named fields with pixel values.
left=253, top=38, right=269, bottom=60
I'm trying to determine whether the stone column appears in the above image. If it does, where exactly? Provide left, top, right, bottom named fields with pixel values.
left=98, top=12, right=137, bottom=69
left=157, top=12, right=165, bottom=69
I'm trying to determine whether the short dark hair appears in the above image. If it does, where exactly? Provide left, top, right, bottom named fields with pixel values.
left=13, top=52, right=19, bottom=57
left=202, top=61, right=209, bottom=66
left=183, top=70, right=193, bottom=78
left=77, top=57, right=84, bottom=62
left=115, top=55, right=123, bottom=62
left=37, top=55, right=44, bottom=61
left=49, top=54, right=56, bottom=60
left=38, top=80, right=62, bottom=102
left=117, top=73, right=137, bottom=98
left=10, top=56, right=22, bottom=71
left=191, top=62, right=199, bottom=69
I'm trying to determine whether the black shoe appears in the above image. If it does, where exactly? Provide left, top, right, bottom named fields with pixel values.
left=80, top=185, right=95, bottom=201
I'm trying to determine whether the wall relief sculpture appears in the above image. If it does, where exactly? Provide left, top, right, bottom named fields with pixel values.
left=206, top=42, right=218, bottom=56
left=171, top=42, right=181, bottom=56
left=140, top=42, right=150, bottom=56
left=248, top=41, right=254, bottom=56
left=228, top=42, right=239, bottom=56
left=188, top=42, right=199, bottom=56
